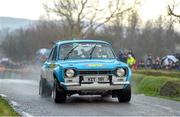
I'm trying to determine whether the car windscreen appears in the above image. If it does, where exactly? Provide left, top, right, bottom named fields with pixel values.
left=59, top=42, right=115, bottom=60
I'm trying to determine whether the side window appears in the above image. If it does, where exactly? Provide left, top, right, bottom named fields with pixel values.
left=52, top=46, right=57, bottom=61
left=48, top=48, right=54, bottom=61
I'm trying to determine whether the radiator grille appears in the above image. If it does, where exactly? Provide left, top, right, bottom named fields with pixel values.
left=78, top=70, right=113, bottom=75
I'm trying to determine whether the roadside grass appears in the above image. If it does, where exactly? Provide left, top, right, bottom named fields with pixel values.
left=134, top=69, right=180, bottom=78
left=0, top=97, right=20, bottom=116
left=132, top=71, right=180, bottom=102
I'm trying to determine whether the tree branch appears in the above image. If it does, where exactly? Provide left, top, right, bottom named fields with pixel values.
left=168, top=5, right=180, bottom=17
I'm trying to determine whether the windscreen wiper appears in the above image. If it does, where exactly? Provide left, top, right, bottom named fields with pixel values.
left=89, top=44, right=96, bottom=59
left=64, top=44, right=79, bottom=60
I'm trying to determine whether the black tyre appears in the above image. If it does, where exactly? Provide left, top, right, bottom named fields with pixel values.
left=117, top=85, right=131, bottom=102
left=52, top=79, right=66, bottom=103
left=39, top=77, right=52, bottom=97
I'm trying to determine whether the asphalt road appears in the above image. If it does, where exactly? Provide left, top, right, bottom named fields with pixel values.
left=0, top=77, right=180, bottom=116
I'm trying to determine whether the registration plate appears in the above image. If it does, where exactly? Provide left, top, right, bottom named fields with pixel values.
left=83, top=76, right=109, bottom=82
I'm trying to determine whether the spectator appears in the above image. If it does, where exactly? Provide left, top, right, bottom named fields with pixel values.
left=118, top=50, right=127, bottom=63
left=174, top=53, right=180, bottom=61
left=145, top=55, right=153, bottom=69
left=153, top=57, right=161, bottom=69
left=138, top=60, right=145, bottom=69
left=127, top=49, right=135, bottom=59
left=176, top=61, right=180, bottom=70
left=168, top=59, right=174, bottom=70
left=127, top=55, right=136, bottom=69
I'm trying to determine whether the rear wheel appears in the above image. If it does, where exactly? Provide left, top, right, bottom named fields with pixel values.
left=116, top=85, right=131, bottom=102
left=52, top=79, right=66, bottom=103
left=39, top=77, right=51, bottom=97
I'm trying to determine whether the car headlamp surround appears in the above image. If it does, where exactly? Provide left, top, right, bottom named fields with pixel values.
left=116, top=68, right=126, bottom=77
left=65, top=69, right=75, bottom=78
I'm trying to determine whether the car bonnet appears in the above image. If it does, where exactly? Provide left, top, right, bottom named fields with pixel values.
left=56, top=59, right=128, bottom=70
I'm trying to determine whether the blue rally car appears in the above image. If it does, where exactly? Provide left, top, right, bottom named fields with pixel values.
left=39, top=40, right=132, bottom=103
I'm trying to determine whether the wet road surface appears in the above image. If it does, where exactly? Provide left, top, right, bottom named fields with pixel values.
left=0, top=78, right=180, bottom=116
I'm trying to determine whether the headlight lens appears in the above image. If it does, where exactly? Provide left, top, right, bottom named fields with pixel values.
left=116, top=68, right=125, bottom=77
left=65, top=69, right=75, bottom=78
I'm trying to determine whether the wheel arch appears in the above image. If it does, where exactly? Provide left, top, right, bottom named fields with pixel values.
left=53, top=70, right=66, bottom=90
left=53, top=66, right=64, bottom=82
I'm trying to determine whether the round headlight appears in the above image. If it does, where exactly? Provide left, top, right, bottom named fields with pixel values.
left=116, top=68, right=125, bottom=77
left=65, top=69, right=75, bottom=78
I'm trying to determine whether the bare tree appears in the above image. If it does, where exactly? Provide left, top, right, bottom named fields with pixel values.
left=44, top=0, right=135, bottom=38
left=1, top=15, right=180, bottom=61
left=168, top=0, right=180, bottom=18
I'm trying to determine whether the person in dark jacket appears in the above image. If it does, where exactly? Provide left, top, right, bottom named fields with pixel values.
left=118, top=50, right=127, bottom=63
left=127, top=49, right=135, bottom=59
left=146, top=55, right=153, bottom=69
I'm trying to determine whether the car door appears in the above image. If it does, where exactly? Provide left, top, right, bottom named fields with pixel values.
left=41, top=48, right=54, bottom=80
left=45, top=47, right=55, bottom=82
left=48, top=46, right=58, bottom=84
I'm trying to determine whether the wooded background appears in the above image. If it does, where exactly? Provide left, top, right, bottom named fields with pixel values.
left=0, top=0, right=180, bottom=62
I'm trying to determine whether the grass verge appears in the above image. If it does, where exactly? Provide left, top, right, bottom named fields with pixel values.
left=132, top=71, right=180, bottom=101
left=134, top=69, right=180, bottom=78
left=0, top=96, right=20, bottom=116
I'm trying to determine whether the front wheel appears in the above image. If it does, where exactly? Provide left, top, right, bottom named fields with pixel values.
left=52, top=79, right=66, bottom=103
left=116, top=85, right=131, bottom=103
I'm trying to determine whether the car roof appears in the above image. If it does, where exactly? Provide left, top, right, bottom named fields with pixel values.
left=55, top=39, right=110, bottom=45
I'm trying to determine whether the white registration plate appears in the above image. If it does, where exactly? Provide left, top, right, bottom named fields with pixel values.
left=83, top=76, right=109, bottom=82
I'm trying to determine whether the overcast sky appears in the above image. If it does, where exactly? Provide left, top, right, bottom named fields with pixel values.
left=0, top=0, right=45, bottom=20
left=0, top=0, right=176, bottom=21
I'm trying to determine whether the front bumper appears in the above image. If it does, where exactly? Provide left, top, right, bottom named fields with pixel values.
left=61, top=81, right=130, bottom=91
